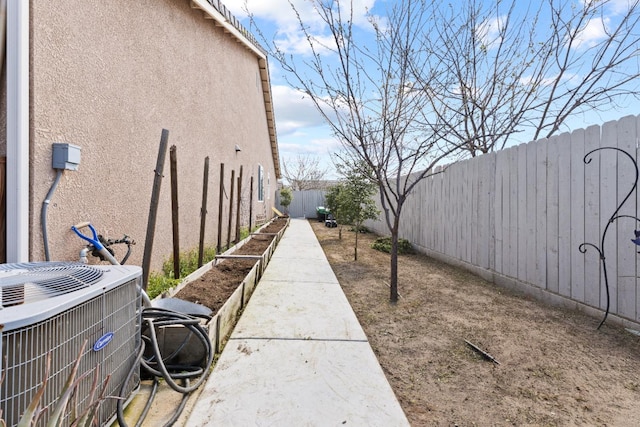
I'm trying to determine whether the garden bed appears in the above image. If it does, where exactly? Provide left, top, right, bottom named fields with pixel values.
left=173, top=218, right=287, bottom=310
left=154, top=217, right=289, bottom=351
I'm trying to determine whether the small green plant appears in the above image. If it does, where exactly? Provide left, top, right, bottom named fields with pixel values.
left=147, top=245, right=218, bottom=299
left=372, top=237, right=414, bottom=254
left=279, top=187, right=293, bottom=215
left=146, top=272, right=181, bottom=299
left=325, top=161, right=379, bottom=260
left=162, top=246, right=217, bottom=279
left=239, top=226, right=251, bottom=241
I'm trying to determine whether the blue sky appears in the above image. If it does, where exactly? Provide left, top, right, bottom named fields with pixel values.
left=225, top=0, right=639, bottom=179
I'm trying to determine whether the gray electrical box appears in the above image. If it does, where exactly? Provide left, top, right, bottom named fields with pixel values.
left=52, top=143, right=81, bottom=171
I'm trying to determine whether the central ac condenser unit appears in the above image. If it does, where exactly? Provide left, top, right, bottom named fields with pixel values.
left=0, top=262, right=142, bottom=426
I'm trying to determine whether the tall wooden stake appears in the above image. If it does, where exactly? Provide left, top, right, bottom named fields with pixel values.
left=249, top=176, right=254, bottom=233
left=226, top=169, right=235, bottom=249
left=170, top=145, right=180, bottom=279
left=142, top=129, right=169, bottom=290
left=198, top=156, right=210, bottom=268
left=217, top=163, right=224, bottom=254
left=235, top=166, right=243, bottom=243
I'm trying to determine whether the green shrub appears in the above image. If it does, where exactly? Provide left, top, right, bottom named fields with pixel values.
left=147, top=272, right=181, bottom=299
left=371, top=237, right=414, bottom=254
left=161, top=246, right=217, bottom=279
left=279, top=187, right=293, bottom=213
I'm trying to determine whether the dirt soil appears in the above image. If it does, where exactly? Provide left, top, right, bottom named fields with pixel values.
left=310, top=219, right=640, bottom=426
left=173, top=218, right=288, bottom=312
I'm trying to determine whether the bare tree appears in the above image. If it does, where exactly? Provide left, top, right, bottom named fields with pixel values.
left=249, top=0, right=640, bottom=302
left=281, top=154, right=330, bottom=190
left=252, top=0, right=468, bottom=302
left=414, top=0, right=640, bottom=156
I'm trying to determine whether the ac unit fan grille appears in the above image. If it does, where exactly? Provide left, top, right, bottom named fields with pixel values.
left=0, top=262, right=104, bottom=307
left=0, top=277, right=141, bottom=427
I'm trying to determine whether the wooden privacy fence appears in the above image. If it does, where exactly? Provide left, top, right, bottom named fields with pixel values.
left=366, top=114, right=640, bottom=327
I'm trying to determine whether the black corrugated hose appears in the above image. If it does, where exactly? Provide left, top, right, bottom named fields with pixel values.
left=116, top=307, right=214, bottom=427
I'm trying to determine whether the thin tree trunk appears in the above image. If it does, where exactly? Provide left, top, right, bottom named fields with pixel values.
left=354, top=222, right=359, bottom=261
left=390, top=222, right=399, bottom=303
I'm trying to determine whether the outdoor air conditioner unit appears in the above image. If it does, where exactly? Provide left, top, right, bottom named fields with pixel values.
left=0, top=262, right=142, bottom=427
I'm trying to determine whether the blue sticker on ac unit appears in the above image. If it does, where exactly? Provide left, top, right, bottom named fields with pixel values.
left=93, top=332, right=114, bottom=351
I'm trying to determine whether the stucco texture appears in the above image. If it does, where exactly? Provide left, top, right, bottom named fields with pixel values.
left=29, top=0, right=278, bottom=271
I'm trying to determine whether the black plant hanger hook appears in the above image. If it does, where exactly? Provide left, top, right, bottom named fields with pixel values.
left=579, top=146, right=640, bottom=329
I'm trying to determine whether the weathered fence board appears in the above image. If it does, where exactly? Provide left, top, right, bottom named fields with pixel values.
left=494, top=150, right=505, bottom=275
left=546, top=139, right=560, bottom=293
left=583, top=125, right=601, bottom=307
left=600, top=121, right=618, bottom=312
left=508, top=146, right=519, bottom=280
left=557, top=132, right=572, bottom=298
left=485, top=153, right=496, bottom=271
left=616, top=116, right=637, bottom=319
left=517, top=144, right=528, bottom=282
left=535, top=140, right=547, bottom=288
left=570, top=128, right=586, bottom=303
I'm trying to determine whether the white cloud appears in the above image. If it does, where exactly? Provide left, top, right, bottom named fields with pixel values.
left=271, top=85, right=328, bottom=135
left=279, top=137, right=340, bottom=156
left=586, top=0, right=634, bottom=16
left=226, top=0, right=376, bottom=28
left=274, top=31, right=337, bottom=56
left=224, top=0, right=378, bottom=56
left=278, top=136, right=341, bottom=178
left=476, top=15, right=505, bottom=50
left=225, top=0, right=325, bottom=33
left=574, top=17, right=610, bottom=48
left=519, top=72, right=580, bottom=88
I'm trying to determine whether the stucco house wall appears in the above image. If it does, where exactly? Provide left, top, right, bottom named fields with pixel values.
left=5, top=0, right=279, bottom=270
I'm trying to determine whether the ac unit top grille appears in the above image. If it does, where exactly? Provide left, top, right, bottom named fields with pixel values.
left=0, top=262, right=104, bottom=306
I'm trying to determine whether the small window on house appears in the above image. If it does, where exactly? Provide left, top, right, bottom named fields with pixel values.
left=267, top=172, right=271, bottom=200
left=258, top=164, right=264, bottom=202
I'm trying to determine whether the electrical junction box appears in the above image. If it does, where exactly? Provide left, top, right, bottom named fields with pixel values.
left=52, top=142, right=81, bottom=170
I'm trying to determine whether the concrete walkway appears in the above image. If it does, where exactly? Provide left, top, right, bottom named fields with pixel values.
left=186, top=218, right=409, bottom=426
